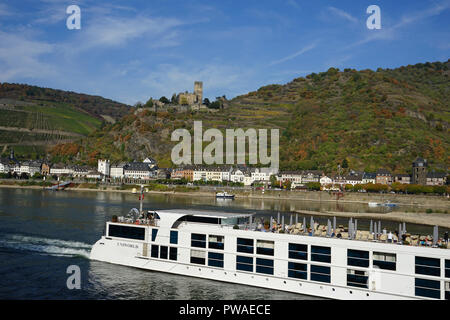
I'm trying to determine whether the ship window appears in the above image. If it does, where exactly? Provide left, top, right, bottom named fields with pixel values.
left=208, top=252, right=224, bottom=268
left=347, top=249, right=369, bottom=268
left=288, top=262, right=307, bottom=280
left=191, top=233, right=207, bottom=248
left=288, top=243, right=308, bottom=260
left=415, top=256, right=440, bottom=277
left=190, top=250, right=205, bottom=265
left=311, top=246, right=331, bottom=263
left=373, top=252, right=397, bottom=271
left=236, top=256, right=253, bottom=272
left=415, top=278, right=441, bottom=299
left=347, top=269, right=369, bottom=289
left=151, top=229, right=158, bottom=241
left=108, top=224, right=145, bottom=240
left=160, top=246, right=168, bottom=259
left=445, top=282, right=450, bottom=300
left=256, top=258, right=274, bottom=275
left=237, top=238, right=254, bottom=254
left=151, top=245, right=159, bottom=258
left=170, top=231, right=178, bottom=244
left=445, top=260, right=450, bottom=278
left=209, top=235, right=224, bottom=250
left=256, top=240, right=274, bottom=256
left=310, top=265, right=331, bottom=283
left=169, top=247, right=177, bottom=261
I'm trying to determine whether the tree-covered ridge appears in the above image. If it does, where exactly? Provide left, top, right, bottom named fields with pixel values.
left=233, top=60, right=449, bottom=173
left=52, top=60, right=449, bottom=174
left=0, top=82, right=131, bottom=120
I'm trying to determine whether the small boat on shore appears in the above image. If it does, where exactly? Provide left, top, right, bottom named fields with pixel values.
left=368, top=202, right=380, bottom=207
left=216, top=191, right=235, bottom=199
left=382, top=200, right=397, bottom=207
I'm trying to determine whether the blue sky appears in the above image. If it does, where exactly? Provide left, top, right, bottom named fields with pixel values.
left=0, top=0, right=449, bottom=105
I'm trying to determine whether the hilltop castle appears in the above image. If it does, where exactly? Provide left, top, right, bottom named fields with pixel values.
left=177, top=81, right=203, bottom=106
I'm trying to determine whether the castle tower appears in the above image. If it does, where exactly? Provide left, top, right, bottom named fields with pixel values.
left=412, top=157, right=427, bottom=185
left=98, top=159, right=110, bottom=177
left=194, top=81, right=203, bottom=104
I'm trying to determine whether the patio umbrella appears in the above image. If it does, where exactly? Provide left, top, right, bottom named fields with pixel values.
left=303, top=217, right=306, bottom=233
left=348, top=220, right=353, bottom=239
left=295, top=214, right=298, bottom=225
left=433, top=225, right=438, bottom=246
left=277, top=212, right=280, bottom=224
left=327, top=219, right=332, bottom=236
left=270, top=216, right=273, bottom=229
left=333, top=216, right=336, bottom=232
left=370, top=220, right=373, bottom=234
left=290, top=215, right=293, bottom=226
left=310, top=216, right=314, bottom=230
left=281, top=215, right=285, bottom=230
left=354, top=219, right=358, bottom=234
left=403, top=222, right=407, bottom=234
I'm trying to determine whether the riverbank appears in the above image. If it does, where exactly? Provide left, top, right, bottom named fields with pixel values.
left=1, top=183, right=449, bottom=228
left=1, top=183, right=449, bottom=207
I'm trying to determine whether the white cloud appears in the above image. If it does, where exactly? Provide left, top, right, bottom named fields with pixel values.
left=0, top=31, right=56, bottom=81
left=0, top=3, right=12, bottom=16
left=269, top=42, right=318, bottom=66
left=286, top=0, right=301, bottom=10
left=327, top=6, right=358, bottom=23
left=345, top=0, right=450, bottom=49
left=140, top=63, right=250, bottom=101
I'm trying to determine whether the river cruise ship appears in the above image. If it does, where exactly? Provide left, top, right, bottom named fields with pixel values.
left=90, top=208, right=450, bottom=300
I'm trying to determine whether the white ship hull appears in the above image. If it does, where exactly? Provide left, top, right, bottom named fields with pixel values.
left=90, top=209, right=450, bottom=300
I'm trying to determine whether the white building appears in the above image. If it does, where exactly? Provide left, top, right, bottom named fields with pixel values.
left=98, top=159, right=110, bottom=177
left=362, top=172, right=376, bottom=184
left=218, top=166, right=233, bottom=182
left=110, top=163, right=126, bottom=179
left=205, top=168, right=222, bottom=182
left=277, top=171, right=303, bottom=186
left=193, top=167, right=207, bottom=181
left=0, top=158, right=10, bottom=173
left=143, top=157, right=157, bottom=169
left=230, top=168, right=245, bottom=183
left=50, top=164, right=74, bottom=176
left=123, top=162, right=151, bottom=180
left=320, top=175, right=333, bottom=186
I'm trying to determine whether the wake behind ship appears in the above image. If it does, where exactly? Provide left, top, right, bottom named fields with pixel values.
left=90, top=207, right=450, bottom=300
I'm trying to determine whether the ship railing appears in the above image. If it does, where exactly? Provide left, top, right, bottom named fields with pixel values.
left=233, top=223, right=450, bottom=249
left=114, top=217, right=159, bottom=227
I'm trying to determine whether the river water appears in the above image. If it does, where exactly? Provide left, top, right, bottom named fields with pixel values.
left=0, top=188, right=447, bottom=299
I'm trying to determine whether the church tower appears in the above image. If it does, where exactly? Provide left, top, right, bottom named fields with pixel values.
left=412, top=157, right=427, bottom=185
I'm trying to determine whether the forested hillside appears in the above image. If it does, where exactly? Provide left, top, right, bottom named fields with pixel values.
left=41, top=60, right=450, bottom=173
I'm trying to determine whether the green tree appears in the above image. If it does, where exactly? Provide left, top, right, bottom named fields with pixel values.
left=159, top=96, right=170, bottom=104
left=342, top=158, right=348, bottom=168
left=144, top=98, right=153, bottom=108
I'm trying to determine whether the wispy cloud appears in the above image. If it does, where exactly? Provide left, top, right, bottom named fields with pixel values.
left=345, top=0, right=450, bottom=49
left=286, top=0, right=301, bottom=10
left=327, top=6, right=358, bottom=23
left=0, top=3, right=12, bottom=16
left=269, top=42, right=318, bottom=66
left=0, top=31, right=56, bottom=81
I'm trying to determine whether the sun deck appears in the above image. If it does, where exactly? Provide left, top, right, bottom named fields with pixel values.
left=111, top=208, right=450, bottom=250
